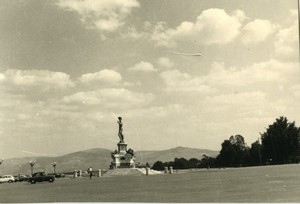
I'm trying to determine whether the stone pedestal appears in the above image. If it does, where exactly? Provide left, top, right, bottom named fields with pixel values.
left=169, top=166, right=173, bottom=174
left=111, top=141, right=135, bottom=169
left=118, top=142, right=128, bottom=153
left=146, top=167, right=150, bottom=175
left=74, top=170, right=77, bottom=178
left=164, top=167, right=168, bottom=173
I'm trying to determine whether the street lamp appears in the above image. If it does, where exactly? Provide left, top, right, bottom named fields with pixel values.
left=52, top=162, right=57, bottom=174
left=29, top=160, right=36, bottom=176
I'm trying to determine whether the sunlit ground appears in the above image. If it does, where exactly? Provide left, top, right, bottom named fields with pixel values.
left=1, top=164, right=300, bottom=202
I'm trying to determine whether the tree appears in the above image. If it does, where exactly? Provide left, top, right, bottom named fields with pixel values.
left=216, top=135, right=250, bottom=167
left=249, top=140, right=262, bottom=166
left=173, top=157, right=189, bottom=169
left=261, top=116, right=300, bottom=164
left=216, top=140, right=236, bottom=167
left=188, top=158, right=200, bottom=168
left=152, top=161, right=165, bottom=170
left=229, top=135, right=250, bottom=166
left=201, top=154, right=210, bottom=169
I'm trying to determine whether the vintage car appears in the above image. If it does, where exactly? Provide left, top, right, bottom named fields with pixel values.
left=28, top=172, right=55, bottom=184
left=48, top=173, right=65, bottom=178
left=0, top=175, right=15, bottom=183
left=14, top=175, right=30, bottom=182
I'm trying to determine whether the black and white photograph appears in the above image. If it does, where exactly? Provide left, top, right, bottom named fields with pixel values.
left=0, top=0, right=299, bottom=202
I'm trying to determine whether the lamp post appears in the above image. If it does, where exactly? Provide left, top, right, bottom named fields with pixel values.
left=29, top=160, right=36, bottom=176
left=52, top=162, right=57, bottom=174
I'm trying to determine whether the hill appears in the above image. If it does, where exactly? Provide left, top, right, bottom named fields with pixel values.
left=135, top=146, right=219, bottom=165
left=0, top=147, right=219, bottom=175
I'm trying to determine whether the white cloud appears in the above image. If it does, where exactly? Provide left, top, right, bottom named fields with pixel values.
left=157, top=57, right=174, bottom=68
left=150, top=22, right=177, bottom=48
left=205, top=60, right=299, bottom=88
left=121, top=27, right=145, bottom=39
left=274, top=10, right=298, bottom=61
left=150, top=9, right=245, bottom=47
left=57, top=0, right=140, bottom=32
left=160, top=69, right=216, bottom=94
left=128, top=61, right=157, bottom=72
left=241, top=19, right=278, bottom=44
left=2, top=69, right=74, bottom=89
left=193, top=8, right=244, bottom=44
left=62, top=88, right=154, bottom=108
left=79, top=69, right=122, bottom=84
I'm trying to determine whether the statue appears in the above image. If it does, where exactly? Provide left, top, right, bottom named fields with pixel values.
left=117, top=117, right=124, bottom=142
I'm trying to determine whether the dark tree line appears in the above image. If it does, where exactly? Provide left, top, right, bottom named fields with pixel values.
left=152, top=116, right=300, bottom=170
left=152, top=156, right=217, bottom=170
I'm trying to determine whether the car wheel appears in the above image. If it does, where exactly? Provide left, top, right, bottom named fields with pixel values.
left=30, top=180, right=36, bottom=184
left=49, top=178, right=54, bottom=183
left=8, top=180, right=13, bottom=183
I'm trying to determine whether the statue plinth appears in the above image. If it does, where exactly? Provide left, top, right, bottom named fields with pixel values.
left=111, top=142, right=135, bottom=169
left=118, top=141, right=127, bottom=153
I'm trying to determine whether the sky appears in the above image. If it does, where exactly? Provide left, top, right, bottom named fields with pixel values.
left=0, top=0, right=299, bottom=158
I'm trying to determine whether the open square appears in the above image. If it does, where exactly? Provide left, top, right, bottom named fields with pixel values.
left=1, top=164, right=300, bottom=203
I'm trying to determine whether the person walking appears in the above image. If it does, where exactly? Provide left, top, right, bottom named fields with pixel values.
left=88, top=166, right=93, bottom=179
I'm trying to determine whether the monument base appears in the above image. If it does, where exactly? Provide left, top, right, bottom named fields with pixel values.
left=111, top=141, right=135, bottom=169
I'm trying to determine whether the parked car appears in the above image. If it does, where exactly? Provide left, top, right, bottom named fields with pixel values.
left=28, top=172, right=55, bottom=184
left=14, top=175, right=29, bottom=182
left=48, top=173, right=65, bottom=178
left=0, top=175, right=15, bottom=183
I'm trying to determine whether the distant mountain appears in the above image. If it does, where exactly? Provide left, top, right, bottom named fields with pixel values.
left=135, top=146, right=219, bottom=165
left=0, top=147, right=219, bottom=175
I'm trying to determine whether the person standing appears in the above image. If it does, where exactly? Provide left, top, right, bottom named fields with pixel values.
left=88, top=166, right=93, bottom=179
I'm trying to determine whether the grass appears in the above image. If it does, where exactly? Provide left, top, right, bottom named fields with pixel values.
left=1, top=164, right=300, bottom=202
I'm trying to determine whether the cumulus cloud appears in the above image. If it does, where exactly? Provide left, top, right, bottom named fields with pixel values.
left=160, top=69, right=216, bottom=94
left=128, top=61, right=157, bottom=72
left=193, top=8, right=244, bottom=44
left=274, top=10, right=298, bottom=61
left=157, top=57, right=174, bottom=68
left=62, top=88, right=154, bottom=108
left=150, top=22, right=177, bottom=48
left=150, top=8, right=245, bottom=47
left=159, top=59, right=298, bottom=97
left=205, top=60, right=299, bottom=88
left=57, top=0, right=140, bottom=32
left=79, top=69, right=122, bottom=84
left=1, top=69, right=74, bottom=89
left=241, top=19, right=278, bottom=44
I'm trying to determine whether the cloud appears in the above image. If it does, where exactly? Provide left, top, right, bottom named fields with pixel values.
left=205, top=60, right=299, bottom=88
left=150, top=22, right=177, bottom=48
left=193, top=8, right=244, bottom=44
left=62, top=88, right=154, bottom=108
left=157, top=57, right=174, bottom=68
left=274, top=10, right=298, bottom=61
left=79, top=69, right=122, bottom=84
left=57, top=0, right=140, bottom=32
left=160, top=69, right=216, bottom=94
left=241, top=19, right=278, bottom=44
left=121, top=27, right=146, bottom=39
left=150, top=8, right=245, bottom=47
left=128, top=61, right=157, bottom=72
left=1, top=69, right=74, bottom=89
